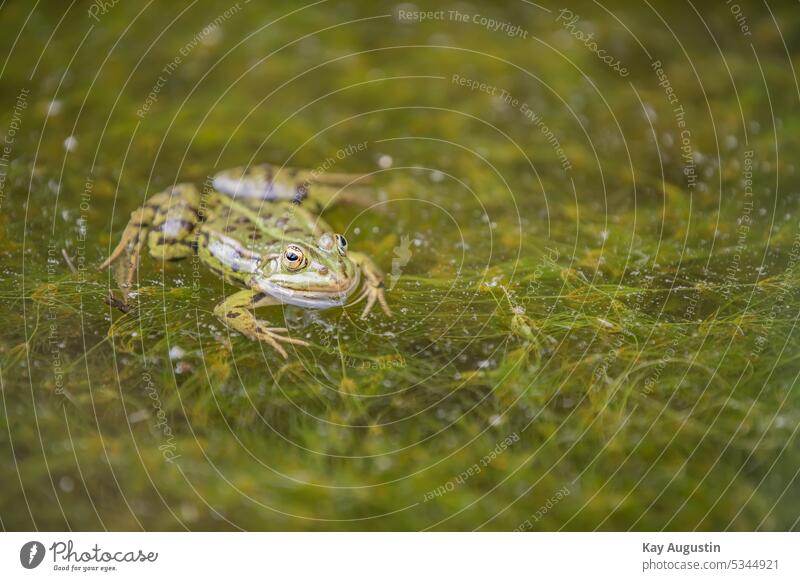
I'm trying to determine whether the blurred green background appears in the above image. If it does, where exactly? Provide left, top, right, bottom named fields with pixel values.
left=1, top=0, right=800, bottom=530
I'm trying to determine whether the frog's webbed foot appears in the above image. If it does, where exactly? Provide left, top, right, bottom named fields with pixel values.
left=214, top=290, right=309, bottom=359
left=251, top=325, right=310, bottom=359
left=349, top=251, right=392, bottom=319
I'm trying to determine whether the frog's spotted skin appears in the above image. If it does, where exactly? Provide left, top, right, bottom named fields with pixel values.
left=213, top=164, right=369, bottom=202
left=101, top=163, right=391, bottom=358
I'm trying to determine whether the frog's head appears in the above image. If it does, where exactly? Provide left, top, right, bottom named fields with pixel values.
left=252, top=233, right=360, bottom=309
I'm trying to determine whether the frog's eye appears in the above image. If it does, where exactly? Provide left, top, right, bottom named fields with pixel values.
left=335, top=234, right=348, bottom=255
left=282, top=246, right=306, bottom=271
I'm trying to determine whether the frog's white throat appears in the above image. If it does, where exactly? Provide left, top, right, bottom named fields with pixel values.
left=257, top=272, right=360, bottom=310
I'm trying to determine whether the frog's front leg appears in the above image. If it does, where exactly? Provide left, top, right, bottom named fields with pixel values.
left=349, top=251, right=392, bottom=318
left=214, top=289, right=309, bottom=358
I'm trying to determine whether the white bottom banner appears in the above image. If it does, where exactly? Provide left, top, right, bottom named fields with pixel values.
left=1, top=532, right=797, bottom=579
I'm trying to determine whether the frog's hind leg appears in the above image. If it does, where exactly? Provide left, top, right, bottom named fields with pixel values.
left=214, top=289, right=309, bottom=358
left=213, top=163, right=376, bottom=210
left=304, top=179, right=378, bottom=213
left=296, top=167, right=376, bottom=211
left=100, top=184, right=201, bottom=297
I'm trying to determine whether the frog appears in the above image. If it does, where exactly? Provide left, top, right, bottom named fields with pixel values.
left=100, top=163, right=391, bottom=358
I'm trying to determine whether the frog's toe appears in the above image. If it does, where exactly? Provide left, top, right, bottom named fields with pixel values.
left=377, top=288, right=392, bottom=317
left=360, top=285, right=392, bottom=319
left=253, top=325, right=309, bottom=358
left=259, top=325, right=308, bottom=342
left=263, top=335, right=288, bottom=359
left=281, top=336, right=311, bottom=348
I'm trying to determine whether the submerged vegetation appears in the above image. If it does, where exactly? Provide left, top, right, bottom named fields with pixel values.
left=1, top=1, right=800, bottom=530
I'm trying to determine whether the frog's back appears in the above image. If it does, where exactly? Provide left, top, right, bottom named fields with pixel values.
left=202, top=193, right=327, bottom=248
left=200, top=161, right=360, bottom=261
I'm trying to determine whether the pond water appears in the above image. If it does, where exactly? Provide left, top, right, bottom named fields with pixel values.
left=1, top=1, right=799, bottom=530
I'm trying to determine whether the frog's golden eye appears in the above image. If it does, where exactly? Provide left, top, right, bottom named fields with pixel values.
left=282, top=246, right=306, bottom=271
left=335, top=234, right=348, bottom=255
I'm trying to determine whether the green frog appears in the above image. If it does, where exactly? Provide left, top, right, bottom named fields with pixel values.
left=100, top=163, right=391, bottom=358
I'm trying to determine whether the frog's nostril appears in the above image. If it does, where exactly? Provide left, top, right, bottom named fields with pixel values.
left=318, top=266, right=329, bottom=275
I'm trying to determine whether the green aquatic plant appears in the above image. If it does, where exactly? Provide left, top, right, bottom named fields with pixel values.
left=1, top=1, right=799, bottom=531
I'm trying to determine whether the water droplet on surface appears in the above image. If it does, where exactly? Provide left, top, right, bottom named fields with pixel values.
left=59, top=476, right=74, bottom=492
left=47, top=100, right=63, bottom=116
left=63, top=135, right=78, bottom=151
left=169, top=346, right=186, bottom=360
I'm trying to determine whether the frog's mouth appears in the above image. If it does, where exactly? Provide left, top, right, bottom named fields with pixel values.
left=255, top=271, right=360, bottom=310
